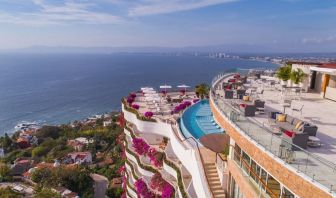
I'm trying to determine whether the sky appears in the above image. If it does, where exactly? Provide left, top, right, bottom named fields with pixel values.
left=0, top=0, right=335, bottom=52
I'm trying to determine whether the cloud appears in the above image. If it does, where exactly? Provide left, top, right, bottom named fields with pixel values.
left=128, top=0, right=237, bottom=17
left=302, top=35, right=336, bottom=44
left=0, top=0, right=123, bottom=26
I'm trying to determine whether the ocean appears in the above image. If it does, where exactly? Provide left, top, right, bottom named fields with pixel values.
left=0, top=53, right=276, bottom=135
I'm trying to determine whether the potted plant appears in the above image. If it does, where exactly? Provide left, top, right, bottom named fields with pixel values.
left=290, top=68, right=307, bottom=87
left=276, top=65, right=292, bottom=85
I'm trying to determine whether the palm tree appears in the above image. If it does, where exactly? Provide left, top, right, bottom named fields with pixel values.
left=276, top=64, right=292, bottom=82
left=195, top=83, right=209, bottom=99
left=290, top=68, right=307, bottom=85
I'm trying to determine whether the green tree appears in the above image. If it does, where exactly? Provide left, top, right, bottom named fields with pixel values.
left=195, top=83, right=209, bottom=99
left=106, top=187, right=123, bottom=198
left=36, top=126, right=62, bottom=139
left=0, top=163, right=11, bottom=182
left=34, top=188, right=61, bottom=198
left=276, top=64, right=292, bottom=81
left=290, top=68, right=307, bottom=84
left=0, top=187, right=21, bottom=198
left=0, top=133, right=13, bottom=150
left=32, top=146, right=49, bottom=158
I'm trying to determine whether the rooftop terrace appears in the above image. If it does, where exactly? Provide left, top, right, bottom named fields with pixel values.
left=211, top=72, right=336, bottom=194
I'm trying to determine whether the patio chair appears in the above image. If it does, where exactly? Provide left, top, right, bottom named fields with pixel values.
left=291, top=104, right=304, bottom=116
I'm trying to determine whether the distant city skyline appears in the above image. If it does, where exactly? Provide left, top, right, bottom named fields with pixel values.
left=0, top=0, right=335, bottom=52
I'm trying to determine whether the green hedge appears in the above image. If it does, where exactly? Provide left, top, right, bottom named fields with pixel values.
left=125, top=160, right=139, bottom=180
left=125, top=170, right=136, bottom=195
left=121, top=99, right=157, bottom=122
left=125, top=127, right=188, bottom=198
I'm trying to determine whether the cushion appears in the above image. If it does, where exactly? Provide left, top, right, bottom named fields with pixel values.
left=286, top=115, right=295, bottom=124
left=292, top=118, right=302, bottom=126
left=277, top=114, right=286, bottom=122
left=284, top=130, right=294, bottom=138
left=243, top=96, right=249, bottom=101
left=240, top=104, right=247, bottom=108
left=295, top=121, right=303, bottom=129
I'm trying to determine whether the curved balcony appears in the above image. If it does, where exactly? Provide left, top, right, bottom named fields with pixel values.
left=125, top=126, right=188, bottom=198
left=210, top=71, right=336, bottom=197
left=122, top=107, right=213, bottom=198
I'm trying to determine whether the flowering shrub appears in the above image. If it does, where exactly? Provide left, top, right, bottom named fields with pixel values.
left=162, top=183, right=174, bottom=198
left=132, top=138, right=150, bottom=156
left=117, top=165, right=126, bottom=175
left=127, top=97, right=134, bottom=104
left=135, top=178, right=155, bottom=198
left=173, top=103, right=187, bottom=113
left=150, top=173, right=175, bottom=198
left=144, top=111, right=154, bottom=118
left=148, top=148, right=163, bottom=168
left=131, top=104, right=140, bottom=110
left=193, top=99, right=200, bottom=103
left=129, top=93, right=137, bottom=98
left=183, top=101, right=192, bottom=107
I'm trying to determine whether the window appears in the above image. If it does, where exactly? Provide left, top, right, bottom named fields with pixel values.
left=281, top=187, right=295, bottom=198
left=241, top=151, right=250, bottom=174
left=266, top=175, right=281, bottom=197
left=233, top=145, right=242, bottom=165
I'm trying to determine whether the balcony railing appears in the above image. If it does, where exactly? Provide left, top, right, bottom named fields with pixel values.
left=210, top=71, right=336, bottom=194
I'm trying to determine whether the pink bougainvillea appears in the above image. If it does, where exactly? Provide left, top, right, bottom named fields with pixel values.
left=148, top=148, right=163, bottom=168
left=144, top=111, right=154, bottom=118
left=150, top=173, right=175, bottom=198
left=183, top=101, right=192, bottom=107
left=162, top=183, right=174, bottom=198
left=131, top=104, right=140, bottom=110
left=129, top=93, right=137, bottom=98
left=117, top=165, right=126, bottom=175
left=132, top=138, right=150, bottom=156
left=135, top=178, right=155, bottom=198
left=127, top=97, right=134, bottom=104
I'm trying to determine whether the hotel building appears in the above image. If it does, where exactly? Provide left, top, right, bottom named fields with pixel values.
left=122, top=66, right=336, bottom=198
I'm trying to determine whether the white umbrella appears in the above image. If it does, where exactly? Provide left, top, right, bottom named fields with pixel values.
left=177, top=84, right=190, bottom=91
left=160, top=84, right=172, bottom=93
left=141, top=87, right=154, bottom=91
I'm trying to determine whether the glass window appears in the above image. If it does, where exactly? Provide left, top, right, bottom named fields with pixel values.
left=266, top=175, right=281, bottom=197
left=250, top=160, right=258, bottom=183
left=281, top=187, right=295, bottom=198
left=241, top=151, right=250, bottom=174
left=260, top=169, right=267, bottom=191
left=234, top=145, right=242, bottom=165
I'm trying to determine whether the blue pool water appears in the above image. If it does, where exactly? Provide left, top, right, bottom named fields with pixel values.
left=179, top=100, right=224, bottom=139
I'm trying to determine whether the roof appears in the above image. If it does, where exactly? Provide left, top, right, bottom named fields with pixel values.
left=320, top=63, right=336, bottom=69
left=90, top=173, right=108, bottom=182
left=287, top=61, right=323, bottom=65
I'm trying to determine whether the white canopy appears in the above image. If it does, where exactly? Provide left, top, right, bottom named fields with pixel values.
left=310, top=66, right=336, bottom=75
left=177, top=84, right=190, bottom=88
left=143, top=90, right=156, bottom=94
left=141, top=87, right=154, bottom=91
left=160, top=84, right=172, bottom=89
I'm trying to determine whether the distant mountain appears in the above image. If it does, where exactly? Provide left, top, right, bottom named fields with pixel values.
left=1, top=44, right=335, bottom=55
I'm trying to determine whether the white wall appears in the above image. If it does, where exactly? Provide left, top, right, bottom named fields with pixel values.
left=123, top=105, right=212, bottom=198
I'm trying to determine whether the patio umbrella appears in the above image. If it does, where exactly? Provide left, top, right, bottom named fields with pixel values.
left=177, top=84, right=190, bottom=92
left=159, top=84, right=172, bottom=92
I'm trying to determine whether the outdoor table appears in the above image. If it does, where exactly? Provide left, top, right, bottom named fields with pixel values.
left=308, top=136, right=322, bottom=147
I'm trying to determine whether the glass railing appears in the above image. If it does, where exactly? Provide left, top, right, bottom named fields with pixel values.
left=210, top=72, right=336, bottom=194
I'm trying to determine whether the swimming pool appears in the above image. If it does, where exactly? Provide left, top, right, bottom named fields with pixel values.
left=179, top=100, right=224, bottom=139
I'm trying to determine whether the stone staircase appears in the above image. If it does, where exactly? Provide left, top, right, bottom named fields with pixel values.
left=204, top=163, right=226, bottom=198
